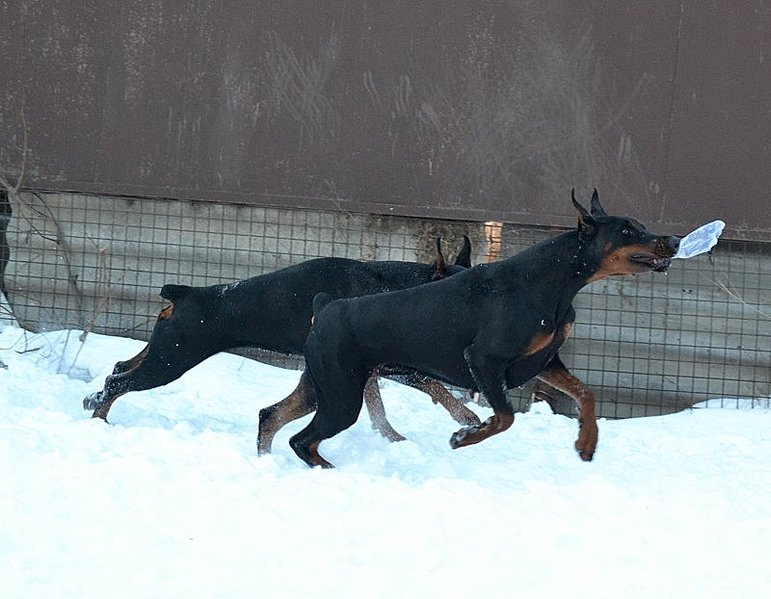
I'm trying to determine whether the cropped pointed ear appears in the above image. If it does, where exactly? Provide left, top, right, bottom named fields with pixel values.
left=589, top=189, right=607, bottom=217
left=572, top=189, right=596, bottom=239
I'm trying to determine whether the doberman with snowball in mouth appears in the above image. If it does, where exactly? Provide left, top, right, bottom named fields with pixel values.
left=288, top=190, right=680, bottom=467
left=83, top=238, right=481, bottom=447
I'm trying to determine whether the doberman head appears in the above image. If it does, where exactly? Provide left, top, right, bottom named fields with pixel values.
left=571, top=189, right=680, bottom=282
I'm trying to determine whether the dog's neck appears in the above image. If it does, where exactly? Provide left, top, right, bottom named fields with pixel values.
left=494, top=230, right=602, bottom=317
left=510, top=230, right=596, bottom=284
left=568, top=231, right=607, bottom=286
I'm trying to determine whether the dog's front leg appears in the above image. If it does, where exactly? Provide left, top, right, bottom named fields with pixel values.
left=84, top=375, right=129, bottom=421
left=449, top=411, right=513, bottom=449
left=536, top=355, right=598, bottom=461
left=450, top=345, right=513, bottom=449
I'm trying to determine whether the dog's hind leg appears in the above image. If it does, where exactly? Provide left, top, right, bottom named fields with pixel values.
left=536, top=354, right=597, bottom=461
left=363, top=377, right=406, bottom=442
left=289, top=370, right=367, bottom=468
left=449, top=345, right=513, bottom=449
left=373, top=366, right=481, bottom=428
left=260, top=373, right=408, bottom=453
left=417, top=379, right=481, bottom=426
left=288, top=416, right=337, bottom=469
left=257, top=371, right=317, bottom=455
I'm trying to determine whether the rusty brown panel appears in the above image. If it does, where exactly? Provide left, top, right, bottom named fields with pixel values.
left=560, top=2, right=683, bottom=226
left=548, top=1, right=771, bottom=240
left=1, top=1, right=769, bottom=240
left=662, top=1, right=771, bottom=240
left=0, top=0, right=108, bottom=186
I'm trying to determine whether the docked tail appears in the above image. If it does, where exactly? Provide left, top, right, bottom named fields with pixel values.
left=312, top=292, right=335, bottom=319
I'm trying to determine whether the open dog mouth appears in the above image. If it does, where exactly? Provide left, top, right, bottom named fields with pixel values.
left=630, top=253, right=672, bottom=272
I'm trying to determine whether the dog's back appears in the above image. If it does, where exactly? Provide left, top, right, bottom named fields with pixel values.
left=305, top=266, right=484, bottom=392
left=188, top=254, right=467, bottom=355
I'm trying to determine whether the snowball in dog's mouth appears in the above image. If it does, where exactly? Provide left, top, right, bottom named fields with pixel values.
left=674, top=220, right=725, bottom=259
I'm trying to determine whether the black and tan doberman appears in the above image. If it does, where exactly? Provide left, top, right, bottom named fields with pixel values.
left=83, top=238, right=481, bottom=446
left=287, top=190, right=680, bottom=467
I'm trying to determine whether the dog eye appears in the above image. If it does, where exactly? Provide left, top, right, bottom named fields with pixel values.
left=622, top=227, right=633, bottom=236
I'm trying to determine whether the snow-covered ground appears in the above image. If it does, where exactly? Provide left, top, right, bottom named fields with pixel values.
left=1, top=322, right=770, bottom=598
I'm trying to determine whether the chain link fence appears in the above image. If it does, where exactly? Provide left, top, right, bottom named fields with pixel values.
left=2, top=191, right=769, bottom=418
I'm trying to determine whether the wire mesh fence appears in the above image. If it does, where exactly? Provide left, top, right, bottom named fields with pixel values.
left=2, top=191, right=769, bottom=418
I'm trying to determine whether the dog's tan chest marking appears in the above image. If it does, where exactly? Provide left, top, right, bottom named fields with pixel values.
left=524, top=330, right=556, bottom=355
left=524, top=320, right=573, bottom=356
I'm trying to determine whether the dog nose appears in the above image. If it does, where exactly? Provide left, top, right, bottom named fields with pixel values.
left=667, top=236, right=681, bottom=253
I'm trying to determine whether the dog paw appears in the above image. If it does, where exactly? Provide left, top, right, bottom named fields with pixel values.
left=575, top=446, right=594, bottom=461
left=574, top=419, right=598, bottom=461
left=449, top=425, right=477, bottom=449
left=256, top=435, right=272, bottom=456
left=82, top=391, right=103, bottom=411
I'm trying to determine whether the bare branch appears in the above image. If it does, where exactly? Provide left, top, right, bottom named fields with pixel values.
left=710, top=277, right=771, bottom=319
left=17, top=96, right=28, bottom=193
left=0, top=95, right=28, bottom=194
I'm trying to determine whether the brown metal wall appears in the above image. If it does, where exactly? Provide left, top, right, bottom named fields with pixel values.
left=1, top=1, right=769, bottom=240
